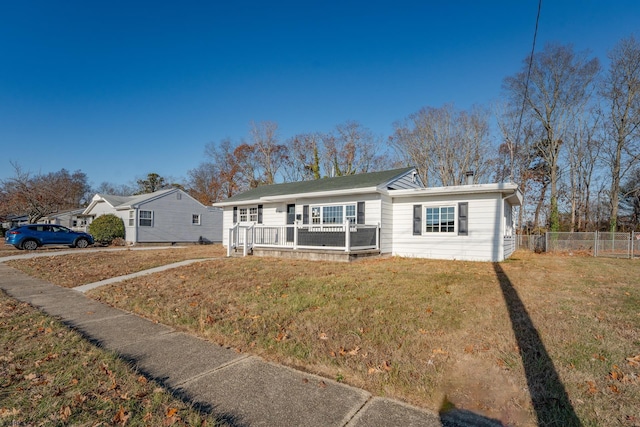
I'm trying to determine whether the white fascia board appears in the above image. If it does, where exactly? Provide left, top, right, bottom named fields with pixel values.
left=213, top=187, right=379, bottom=207
left=384, top=183, right=522, bottom=203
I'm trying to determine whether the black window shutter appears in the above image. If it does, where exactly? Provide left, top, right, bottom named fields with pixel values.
left=413, top=205, right=422, bottom=235
left=458, top=202, right=468, bottom=236
left=303, top=205, right=309, bottom=224
left=257, top=205, right=263, bottom=224
left=233, top=206, right=237, bottom=223
left=357, top=202, right=365, bottom=224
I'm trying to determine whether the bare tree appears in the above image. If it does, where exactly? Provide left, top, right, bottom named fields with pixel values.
left=391, top=104, right=494, bottom=187
left=600, top=36, right=640, bottom=231
left=322, top=121, right=382, bottom=176
left=95, top=182, right=135, bottom=196
left=187, top=162, right=225, bottom=205
left=284, top=133, right=323, bottom=181
left=203, top=139, right=242, bottom=198
left=503, top=43, right=600, bottom=231
left=0, top=163, right=91, bottom=223
left=249, top=121, right=288, bottom=185
left=565, top=112, right=602, bottom=230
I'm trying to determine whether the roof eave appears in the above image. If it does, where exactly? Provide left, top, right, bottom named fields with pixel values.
left=213, top=187, right=380, bottom=207
left=385, top=182, right=522, bottom=202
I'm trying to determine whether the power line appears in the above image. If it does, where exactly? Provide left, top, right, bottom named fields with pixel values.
left=512, top=0, right=542, bottom=182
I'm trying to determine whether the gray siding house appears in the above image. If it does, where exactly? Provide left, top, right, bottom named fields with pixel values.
left=83, top=188, right=222, bottom=244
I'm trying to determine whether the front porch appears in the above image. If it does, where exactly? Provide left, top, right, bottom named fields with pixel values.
left=227, top=222, right=381, bottom=262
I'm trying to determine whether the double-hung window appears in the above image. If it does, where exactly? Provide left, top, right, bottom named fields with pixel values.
left=239, top=208, right=248, bottom=222
left=249, top=207, right=258, bottom=222
left=192, top=214, right=201, bottom=225
left=139, top=210, right=153, bottom=227
left=128, top=210, right=135, bottom=226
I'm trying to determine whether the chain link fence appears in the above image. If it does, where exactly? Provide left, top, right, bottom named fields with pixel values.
left=517, top=232, right=639, bottom=258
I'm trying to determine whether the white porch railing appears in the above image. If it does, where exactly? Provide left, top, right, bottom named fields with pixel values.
left=228, top=221, right=380, bottom=256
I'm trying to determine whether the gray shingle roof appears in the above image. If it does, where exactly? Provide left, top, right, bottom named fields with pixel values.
left=221, top=167, right=415, bottom=203
left=98, top=188, right=177, bottom=208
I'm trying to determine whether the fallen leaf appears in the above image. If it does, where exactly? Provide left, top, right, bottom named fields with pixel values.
left=113, top=406, right=129, bottom=425
left=382, top=360, right=392, bottom=371
left=166, top=407, right=178, bottom=417
left=137, top=375, right=148, bottom=384
left=59, top=406, right=71, bottom=421
left=318, top=332, right=329, bottom=340
left=432, top=348, right=447, bottom=355
left=626, top=354, right=640, bottom=367
left=586, top=381, right=597, bottom=394
left=464, top=344, right=474, bottom=354
left=609, top=384, right=620, bottom=393
left=347, top=346, right=360, bottom=356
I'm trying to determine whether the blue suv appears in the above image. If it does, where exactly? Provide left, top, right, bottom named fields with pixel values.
left=5, top=224, right=94, bottom=250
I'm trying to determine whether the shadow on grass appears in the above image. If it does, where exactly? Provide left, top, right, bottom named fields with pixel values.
left=493, top=262, right=581, bottom=427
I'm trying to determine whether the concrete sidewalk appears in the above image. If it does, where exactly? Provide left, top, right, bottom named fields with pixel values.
left=0, top=263, right=502, bottom=427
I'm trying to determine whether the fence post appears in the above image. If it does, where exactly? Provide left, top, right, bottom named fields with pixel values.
left=594, top=231, right=598, bottom=257
left=545, top=232, right=549, bottom=253
left=631, top=231, right=635, bottom=260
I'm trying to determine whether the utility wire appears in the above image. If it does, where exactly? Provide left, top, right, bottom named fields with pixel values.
left=512, top=0, right=542, bottom=182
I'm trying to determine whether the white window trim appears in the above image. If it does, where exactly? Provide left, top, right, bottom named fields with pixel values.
left=128, top=210, right=135, bottom=227
left=192, top=214, right=201, bottom=226
left=309, top=203, right=357, bottom=225
left=139, top=210, right=153, bottom=227
left=238, top=205, right=261, bottom=223
left=422, top=204, right=456, bottom=235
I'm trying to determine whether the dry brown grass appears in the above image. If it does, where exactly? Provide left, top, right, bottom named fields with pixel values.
left=7, top=248, right=640, bottom=426
left=5, top=245, right=225, bottom=287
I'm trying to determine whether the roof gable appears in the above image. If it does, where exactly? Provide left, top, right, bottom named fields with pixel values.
left=217, top=168, right=418, bottom=205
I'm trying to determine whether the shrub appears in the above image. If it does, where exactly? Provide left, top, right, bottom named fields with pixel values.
left=88, top=214, right=125, bottom=245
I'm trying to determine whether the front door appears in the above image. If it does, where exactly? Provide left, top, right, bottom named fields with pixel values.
left=286, top=204, right=295, bottom=242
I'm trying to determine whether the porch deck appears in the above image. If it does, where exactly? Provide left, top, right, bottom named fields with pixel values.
left=227, top=223, right=381, bottom=261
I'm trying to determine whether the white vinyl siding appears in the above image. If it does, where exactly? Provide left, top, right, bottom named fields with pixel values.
left=391, top=193, right=504, bottom=262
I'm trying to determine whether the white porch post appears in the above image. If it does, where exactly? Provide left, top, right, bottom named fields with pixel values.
left=293, top=221, right=298, bottom=250
left=227, top=227, right=232, bottom=257
left=243, top=227, right=248, bottom=257
left=344, top=219, right=350, bottom=252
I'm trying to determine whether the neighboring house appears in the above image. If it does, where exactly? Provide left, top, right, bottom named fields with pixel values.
left=83, top=188, right=223, bottom=244
left=213, top=167, right=522, bottom=262
left=2, top=214, right=29, bottom=230
left=40, top=209, right=93, bottom=232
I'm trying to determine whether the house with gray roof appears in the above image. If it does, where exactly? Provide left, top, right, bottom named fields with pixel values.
left=83, top=188, right=222, bottom=245
left=213, top=167, right=522, bottom=262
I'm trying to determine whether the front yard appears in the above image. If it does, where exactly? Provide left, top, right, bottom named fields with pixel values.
left=4, top=247, right=640, bottom=426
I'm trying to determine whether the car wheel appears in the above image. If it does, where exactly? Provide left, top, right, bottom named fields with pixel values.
left=22, top=240, right=39, bottom=251
left=75, top=238, right=89, bottom=249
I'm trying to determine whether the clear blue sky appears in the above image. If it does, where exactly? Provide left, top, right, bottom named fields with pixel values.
left=1, top=1, right=638, bottom=188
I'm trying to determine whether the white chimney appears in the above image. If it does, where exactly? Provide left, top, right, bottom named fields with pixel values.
left=465, top=171, right=474, bottom=185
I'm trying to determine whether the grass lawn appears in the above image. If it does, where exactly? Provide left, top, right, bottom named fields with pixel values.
left=4, top=247, right=640, bottom=426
